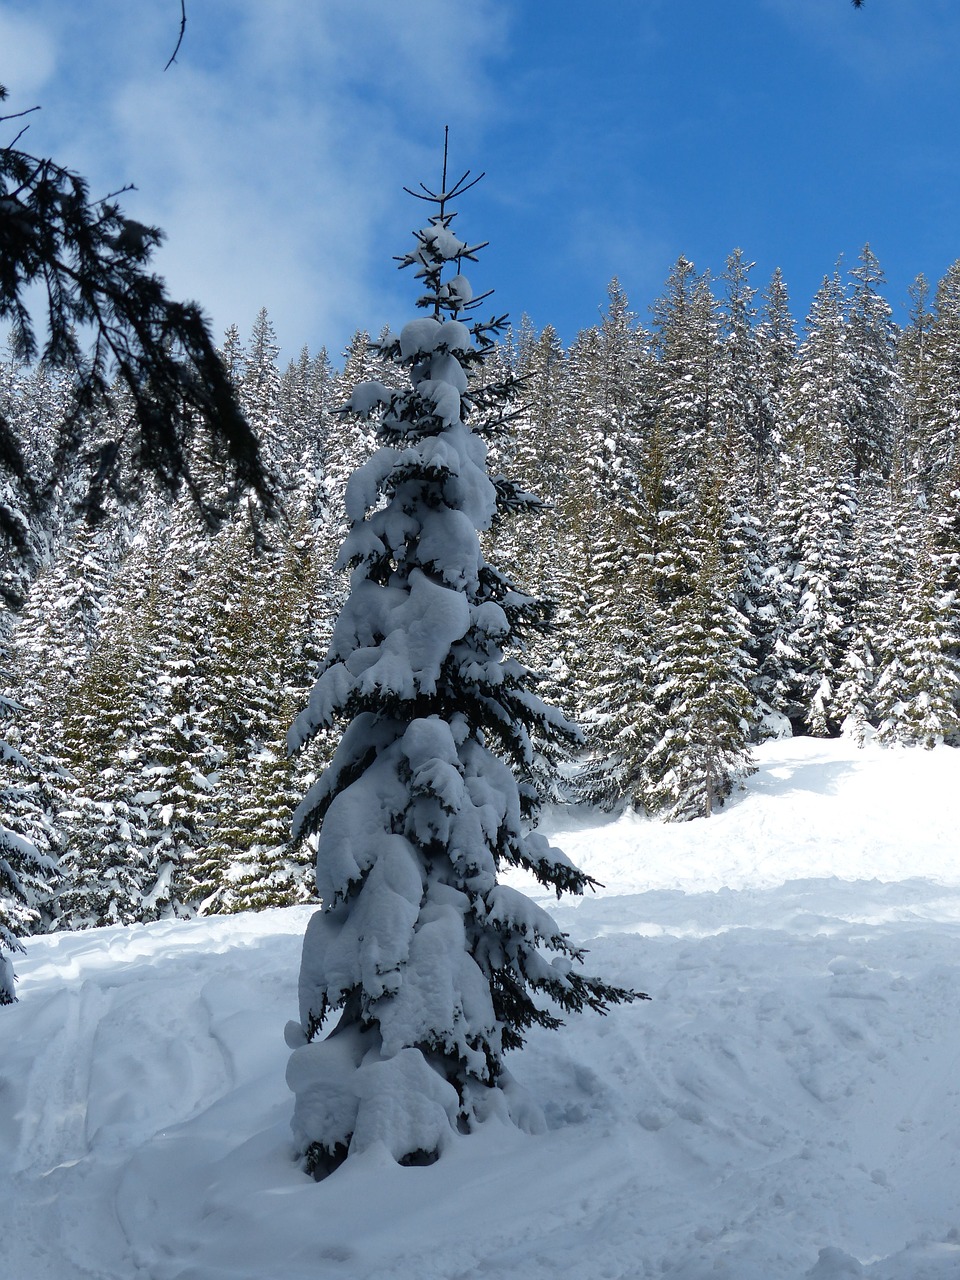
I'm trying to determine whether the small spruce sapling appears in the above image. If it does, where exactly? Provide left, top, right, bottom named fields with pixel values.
left=286, top=140, right=645, bottom=1178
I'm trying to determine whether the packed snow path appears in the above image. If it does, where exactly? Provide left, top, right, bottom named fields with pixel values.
left=3, top=737, right=960, bottom=1279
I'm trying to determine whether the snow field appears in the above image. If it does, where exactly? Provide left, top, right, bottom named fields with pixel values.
left=2, top=737, right=960, bottom=1278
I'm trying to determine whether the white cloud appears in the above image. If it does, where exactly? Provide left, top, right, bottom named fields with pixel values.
left=3, top=0, right=510, bottom=361
left=0, top=8, right=58, bottom=100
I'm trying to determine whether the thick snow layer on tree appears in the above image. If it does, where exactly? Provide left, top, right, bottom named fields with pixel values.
left=4, top=737, right=960, bottom=1278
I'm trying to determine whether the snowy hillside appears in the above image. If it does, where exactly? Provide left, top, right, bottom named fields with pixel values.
left=3, top=736, right=960, bottom=1280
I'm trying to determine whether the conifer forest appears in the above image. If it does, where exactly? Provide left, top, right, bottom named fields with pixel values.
left=3, top=244, right=960, bottom=946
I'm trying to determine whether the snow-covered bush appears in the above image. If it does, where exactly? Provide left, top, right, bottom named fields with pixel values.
left=286, top=151, right=643, bottom=1177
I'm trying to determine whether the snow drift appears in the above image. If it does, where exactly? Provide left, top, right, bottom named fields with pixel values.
left=2, top=736, right=960, bottom=1279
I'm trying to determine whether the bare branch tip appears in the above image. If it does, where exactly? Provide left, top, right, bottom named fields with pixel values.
left=164, top=0, right=187, bottom=71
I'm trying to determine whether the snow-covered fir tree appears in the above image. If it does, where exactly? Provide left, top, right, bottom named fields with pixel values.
left=873, top=482, right=960, bottom=747
left=0, top=694, right=58, bottom=1001
left=718, top=249, right=766, bottom=497
left=832, top=478, right=894, bottom=739
left=572, top=284, right=657, bottom=806
left=906, top=262, right=960, bottom=494
left=771, top=271, right=858, bottom=735
left=285, top=148, right=642, bottom=1177
left=846, top=245, right=898, bottom=482
left=638, top=461, right=757, bottom=818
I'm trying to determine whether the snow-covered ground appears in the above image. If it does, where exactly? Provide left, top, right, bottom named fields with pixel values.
left=4, top=736, right=960, bottom=1280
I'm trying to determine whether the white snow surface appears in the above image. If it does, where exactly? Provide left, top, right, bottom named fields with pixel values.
left=4, top=736, right=960, bottom=1279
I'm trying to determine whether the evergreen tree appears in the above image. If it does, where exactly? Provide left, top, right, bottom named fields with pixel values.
left=923, top=262, right=960, bottom=491
left=773, top=459, right=856, bottom=735
left=564, top=283, right=657, bottom=803
left=286, top=151, right=642, bottom=1178
left=651, top=257, right=720, bottom=481
left=241, top=308, right=285, bottom=474
left=719, top=249, right=767, bottom=498
left=0, top=82, right=275, bottom=549
left=577, top=259, right=759, bottom=815
left=846, top=245, right=897, bottom=482
left=874, top=486, right=960, bottom=746
left=638, top=459, right=756, bottom=817
left=496, top=319, right=566, bottom=597
left=1, top=696, right=58, bottom=1001
left=771, top=271, right=858, bottom=734
left=185, top=484, right=327, bottom=913
left=56, top=528, right=162, bottom=926
left=832, top=479, right=894, bottom=739
left=578, top=404, right=667, bottom=810
left=755, top=267, right=796, bottom=496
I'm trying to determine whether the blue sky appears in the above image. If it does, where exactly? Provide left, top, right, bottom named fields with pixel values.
left=2, top=0, right=959, bottom=364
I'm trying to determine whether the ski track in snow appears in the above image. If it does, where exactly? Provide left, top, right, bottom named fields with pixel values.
left=3, top=738, right=960, bottom=1279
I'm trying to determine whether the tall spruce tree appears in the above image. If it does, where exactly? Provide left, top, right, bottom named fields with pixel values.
left=832, top=478, right=894, bottom=739
left=924, top=263, right=960, bottom=492
left=285, top=147, right=642, bottom=1178
left=846, top=245, right=897, bottom=482
left=754, top=267, right=795, bottom=498
left=772, top=271, right=858, bottom=734
left=1, top=694, right=58, bottom=1000
left=574, top=284, right=657, bottom=807
left=874, top=482, right=960, bottom=747
left=719, top=250, right=765, bottom=496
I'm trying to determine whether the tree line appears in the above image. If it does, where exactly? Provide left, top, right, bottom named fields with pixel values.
left=2, top=244, right=959, bottom=945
